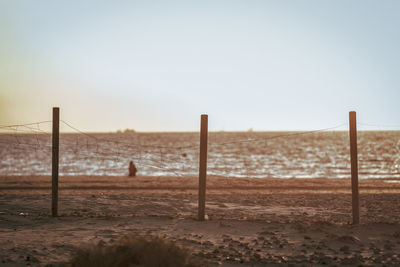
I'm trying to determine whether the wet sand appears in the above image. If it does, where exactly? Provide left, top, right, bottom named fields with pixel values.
left=1, top=175, right=400, bottom=266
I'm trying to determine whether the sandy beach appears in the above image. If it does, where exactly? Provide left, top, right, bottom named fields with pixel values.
left=1, top=175, right=400, bottom=266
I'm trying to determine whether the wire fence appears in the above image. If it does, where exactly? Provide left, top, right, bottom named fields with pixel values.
left=0, top=119, right=399, bottom=179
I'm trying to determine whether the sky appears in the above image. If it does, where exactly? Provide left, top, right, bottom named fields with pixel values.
left=1, top=0, right=399, bottom=132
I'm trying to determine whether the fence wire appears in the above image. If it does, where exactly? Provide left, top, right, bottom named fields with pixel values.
left=0, top=119, right=399, bottom=179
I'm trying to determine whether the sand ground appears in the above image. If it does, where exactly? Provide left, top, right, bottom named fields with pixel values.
left=1, top=176, right=400, bottom=266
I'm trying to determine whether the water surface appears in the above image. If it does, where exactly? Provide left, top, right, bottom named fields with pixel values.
left=1, top=131, right=399, bottom=179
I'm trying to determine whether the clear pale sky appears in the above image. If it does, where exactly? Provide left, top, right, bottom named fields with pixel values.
left=1, top=0, right=399, bottom=132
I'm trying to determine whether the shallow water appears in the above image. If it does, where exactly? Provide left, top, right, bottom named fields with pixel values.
left=0, top=131, right=399, bottom=179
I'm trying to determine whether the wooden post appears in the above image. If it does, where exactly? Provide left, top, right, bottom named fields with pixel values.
left=52, top=107, right=60, bottom=217
left=198, top=114, right=208, bottom=221
left=349, top=111, right=359, bottom=224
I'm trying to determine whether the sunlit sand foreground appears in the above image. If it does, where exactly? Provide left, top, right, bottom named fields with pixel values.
left=1, top=176, right=400, bottom=266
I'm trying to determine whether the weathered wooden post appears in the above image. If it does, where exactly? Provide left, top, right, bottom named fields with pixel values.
left=52, top=107, right=60, bottom=217
left=198, top=114, right=208, bottom=221
left=349, top=111, right=359, bottom=224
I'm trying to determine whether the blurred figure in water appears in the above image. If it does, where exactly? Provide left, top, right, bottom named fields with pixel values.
left=129, top=161, right=137, bottom=177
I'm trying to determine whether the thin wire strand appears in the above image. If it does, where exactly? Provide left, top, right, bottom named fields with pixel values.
left=61, top=120, right=199, bottom=150
left=0, top=139, right=52, bottom=149
left=0, top=121, right=51, bottom=129
left=209, top=123, right=347, bottom=146
left=358, top=122, right=400, bottom=129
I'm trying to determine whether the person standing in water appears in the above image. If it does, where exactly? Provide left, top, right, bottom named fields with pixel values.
left=129, top=161, right=137, bottom=177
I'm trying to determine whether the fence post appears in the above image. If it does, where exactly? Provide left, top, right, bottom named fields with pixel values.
left=198, top=114, right=208, bottom=221
left=52, top=107, right=60, bottom=217
left=349, top=111, right=359, bottom=224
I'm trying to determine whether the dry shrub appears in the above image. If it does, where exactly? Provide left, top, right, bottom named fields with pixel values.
left=70, top=235, right=200, bottom=267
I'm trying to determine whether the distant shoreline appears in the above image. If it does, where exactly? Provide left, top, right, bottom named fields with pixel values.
left=2, top=129, right=400, bottom=135
left=1, top=176, right=400, bottom=194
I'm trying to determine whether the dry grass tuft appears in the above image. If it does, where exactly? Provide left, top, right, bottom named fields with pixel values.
left=70, top=235, right=200, bottom=267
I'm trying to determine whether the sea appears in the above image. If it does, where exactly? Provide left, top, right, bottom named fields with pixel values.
left=0, top=131, right=399, bottom=179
